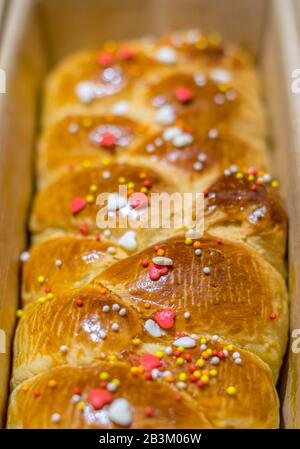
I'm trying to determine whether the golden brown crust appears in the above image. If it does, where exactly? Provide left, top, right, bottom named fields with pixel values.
left=96, top=234, right=288, bottom=379
left=8, top=339, right=279, bottom=429
left=22, top=236, right=127, bottom=305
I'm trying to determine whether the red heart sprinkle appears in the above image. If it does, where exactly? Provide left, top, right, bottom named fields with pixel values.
left=149, top=262, right=169, bottom=281
left=100, top=132, right=117, bottom=148
left=97, top=52, right=114, bottom=67
left=154, top=308, right=176, bottom=329
left=174, top=85, right=194, bottom=103
left=141, top=354, right=162, bottom=371
left=88, top=389, right=112, bottom=410
left=70, top=197, right=87, bottom=214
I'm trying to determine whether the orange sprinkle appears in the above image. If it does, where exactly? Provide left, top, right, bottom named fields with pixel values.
left=48, top=379, right=57, bottom=389
left=193, top=241, right=201, bottom=249
left=144, top=303, right=151, bottom=309
left=156, top=249, right=165, bottom=256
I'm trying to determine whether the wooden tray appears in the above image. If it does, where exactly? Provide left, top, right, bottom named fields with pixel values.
left=0, top=0, right=300, bottom=428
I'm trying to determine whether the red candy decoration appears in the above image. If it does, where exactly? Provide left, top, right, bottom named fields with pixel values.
left=75, top=298, right=84, bottom=307
left=149, top=262, right=169, bottom=281
left=70, top=197, right=87, bottom=214
left=97, top=52, right=114, bottom=67
left=144, top=407, right=153, bottom=417
left=141, top=354, right=162, bottom=371
left=153, top=308, right=176, bottom=329
left=79, top=224, right=89, bottom=236
left=141, top=259, right=149, bottom=268
left=100, top=132, right=117, bottom=148
left=88, top=389, right=112, bottom=410
left=270, top=312, right=277, bottom=320
left=174, top=85, right=194, bottom=103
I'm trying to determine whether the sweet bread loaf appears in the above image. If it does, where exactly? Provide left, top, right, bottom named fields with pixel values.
left=7, top=29, right=288, bottom=429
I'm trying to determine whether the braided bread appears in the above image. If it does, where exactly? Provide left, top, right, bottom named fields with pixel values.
left=7, top=29, right=288, bottom=429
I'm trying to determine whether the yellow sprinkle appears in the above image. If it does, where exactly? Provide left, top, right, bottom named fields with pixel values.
left=206, top=348, right=212, bottom=356
left=196, top=359, right=205, bottom=368
left=226, top=386, right=237, bottom=395
left=177, top=346, right=185, bottom=353
left=178, top=372, right=187, bottom=381
left=38, top=296, right=46, bottom=304
left=82, top=160, right=91, bottom=168
left=200, top=337, right=207, bottom=344
left=82, top=117, right=93, bottom=127
left=99, top=371, right=109, bottom=380
left=118, top=176, right=126, bottom=184
left=196, top=37, right=207, bottom=50
left=248, top=175, right=255, bottom=181
left=209, top=369, right=218, bottom=377
left=235, top=172, right=243, bottom=179
left=218, top=82, right=230, bottom=92
left=111, top=378, right=120, bottom=386
left=201, top=351, right=210, bottom=359
left=37, top=275, right=45, bottom=284
left=127, top=182, right=135, bottom=189
left=77, top=401, right=85, bottom=411
left=271, top=180, right=279, bottom=188
left=107, top=355, right=117, bottom=362
left=185, top=238, right=193, bottom=245
left=131, top=367, right=139, bottom=374
left=176, top=357, right=184, bottom=366
left=132, top=338, right=142, bottom=346
left=155, top=351, right=164, bottom=359
left=225, top=345, right=233, bottom=351
left=21, top=385, right=29, bottom=392
left=137, top=366, right=144, bottom=373
left=86, top=194, right=95, bottom=204
left=47, top=293, right=54, bottom=300
left=16, top=309, right=23, bottom=318
left=101, top=158, right=111, bottom=166
left=90, top=184, right=98, bottom=192
left=140, top=187, right=148, bottom=193
left=201, top=375, right=209, bottom=384
left=193, top=370, right=201, bottom=379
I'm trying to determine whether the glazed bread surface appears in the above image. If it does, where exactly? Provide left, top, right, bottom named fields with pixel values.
left=8, top=29, right=288, bottom=429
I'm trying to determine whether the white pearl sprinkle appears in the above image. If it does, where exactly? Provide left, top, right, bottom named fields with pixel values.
left=107, top=246, right=116, bottom=254
left=194, top=72, right=207, bottom=86
left=165, top=346, right=173, bottom=355
left=223, top=349, right=228, bottom=357
left=75, top=81, right=95, bottom=103
left=173, top=336, right=196, bottom=348
left=102, top=305, right=110, bottom=313
left=212, top=335, right=220, bottom=342
left=68, top=122, right=79, bottom=134
left=55, top=259, right=62, bottom=267
left=195, top=249, right=202, bottom=256
left=176, top=381, right=187, bottom=390
left=211, top=68, right=231, bottom=84
left=155, top=46, right=177, bottom=64
left=184, top=311, right=190, bottom=319
left=232, top=351, right=241, bottom=360
left=146, top=143, right=155, bottom=153
left=230, top=164, right=238, bottom=173
left=108, top=398, right=133, bottom=427
left=163, top=126, right=182, bottom=141
left=112, top=303, right=120, bottom=311
left=224, top=169, right=231, bottom=176
left=111, top=101, right=129, bottom=115
left=102, top=170, right=111, bottom=179
left=203, top=266, right=210, bottom=274
left=235, top=358, right=242, bottom=365
left=71, top=394, right=81, bottom=403
left=51, top=413, right=61, bottom=423
left=198, top=152, right=207, bottom=162
left=211, top=356, right=220, bottom=365
left=151, top=368, right=160, bottom=379
left=60, top=345, right=68, bottom=353
left=208, top=128, right=219, bottom=139
left=20, top=251, right=30, bottom=262
left=200, top=344, right=207, bottom=351
left=111, top=323, right=119, bottom=331
left=155, top=105, right=176, bottom=125
left=107, top=382, right=118, bottom=392
left=173, top=133, right=193, bottom=148
left=99, top=330, right=107, bottom=339
left=193, top=162, right=203, bottom=171
left=103, top=229, right=111, bottom=237
left=162, top=371, right=172, bottom=378
left=119, top=308, right=127, bottom=317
